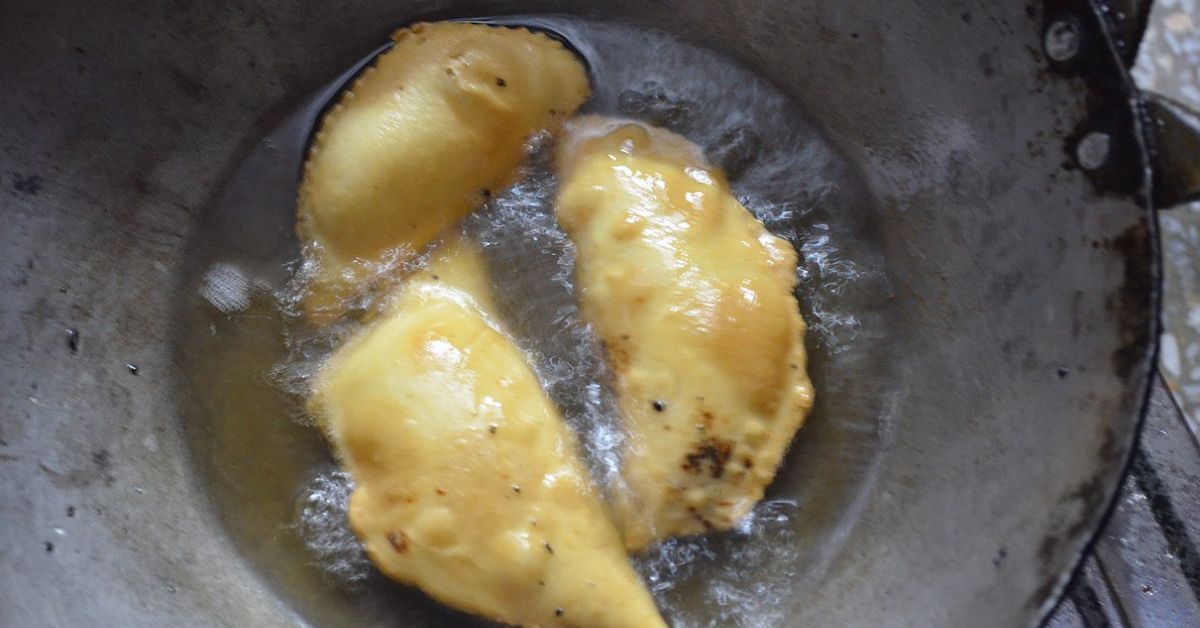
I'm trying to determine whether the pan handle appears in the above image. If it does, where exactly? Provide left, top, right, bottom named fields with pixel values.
left=1104, top=0, right=1154, bottom=69
left=1105, top=0, right=1200, bottom=209
left=1141, top=93, right=1200, bottom=209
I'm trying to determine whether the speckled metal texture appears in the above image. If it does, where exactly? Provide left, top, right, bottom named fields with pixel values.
left=0, top=1, right=1159, bottom=626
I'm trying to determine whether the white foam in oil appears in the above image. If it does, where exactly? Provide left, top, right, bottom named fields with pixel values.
left=294, top=468, right=373, bottom=587
left=237, top=16, right=880, bottom=627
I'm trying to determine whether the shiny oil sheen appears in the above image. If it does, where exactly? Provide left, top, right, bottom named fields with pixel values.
left=0, top=1, right=1158, bottom=627
left=554, top=118, right=814, bottom=550
left=177, top=15, right=890, bottom=628
left=297, top=22, right=589, bottom=323
left=309, top=239, right=665, bottom=627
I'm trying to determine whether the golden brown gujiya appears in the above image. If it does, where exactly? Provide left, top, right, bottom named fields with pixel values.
left=554, top=117, right=815, bottom=551
left=297, top=22, right=590, bottom=323
left=308, top=238, right=666, bottom=627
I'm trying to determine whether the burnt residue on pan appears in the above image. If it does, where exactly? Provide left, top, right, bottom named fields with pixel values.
left=1022, top=0, right=1160, bottom=619
left=1110, top=220, right=1155, bottom=380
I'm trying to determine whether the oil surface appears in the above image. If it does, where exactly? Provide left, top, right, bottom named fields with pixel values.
left=176, top=15, right=895, bottom=627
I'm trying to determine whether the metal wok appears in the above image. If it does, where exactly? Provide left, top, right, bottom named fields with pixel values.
left=2, top=0, right=1197, bottom=626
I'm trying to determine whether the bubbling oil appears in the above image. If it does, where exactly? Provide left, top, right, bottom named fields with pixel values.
left=177, top=15, right=892, bottom=628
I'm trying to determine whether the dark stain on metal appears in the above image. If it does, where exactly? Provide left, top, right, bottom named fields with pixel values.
left=977, top=52, right=998, bottom=78
left=168, top=65, right=209, bottom=102
left=66, top=328, right=79, bottom=353
left=1092, top=427, right=1120, bottom=466
left=92, top=449, right=116, bottom=486
left=131, top=174, right=157, bottom=196
left=13, top=173, right=43, bottom=195
left=1030, top=426, right=1123, bottom=609
left=1108, top=221, right=1153, bottom=379
left=1029, top=564, right=1061, bottom=613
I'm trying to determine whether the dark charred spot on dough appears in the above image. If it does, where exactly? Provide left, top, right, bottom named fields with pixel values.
left=387, top=530, right=409, bottom=553
left=686, top=506, right=716, bottom=531
left=435, top=488, right=446, bottom=496
left=599, top=338, right=630, bottom=369
left=495, top=77, right=506, bottom=87
left=743, top=457, right=754, bottom=469
left=683, top=437, right=734, bottom=479
left=652, top=400, right=666, bottom=412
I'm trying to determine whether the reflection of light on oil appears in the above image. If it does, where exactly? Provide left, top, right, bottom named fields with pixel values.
left=294, top=469, right=372, bottom=587
left=685, top=167, right=714, bottom=186
left=738, top=285, right=758, bottom=306
left=253, top=15, right=883, bottom=626
left=422, top=338, right=464, bottom=366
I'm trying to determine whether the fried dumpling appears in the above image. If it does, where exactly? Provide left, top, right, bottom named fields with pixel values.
left=297, top=21, right=590, bottom=323
left=554, top=117, right=814, bottom=551
left=308, top=238, right=666, bottom=627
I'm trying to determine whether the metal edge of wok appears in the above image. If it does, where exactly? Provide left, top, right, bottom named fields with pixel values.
left=1034, top=0, right=1162, bottom=624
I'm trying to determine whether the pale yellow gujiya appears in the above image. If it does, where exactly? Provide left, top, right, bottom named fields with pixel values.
left=297, top=22, right=590, bottom=323
left=308, top=239, right=666, bottom=628
left=554, top=117, right=815, bottom=551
